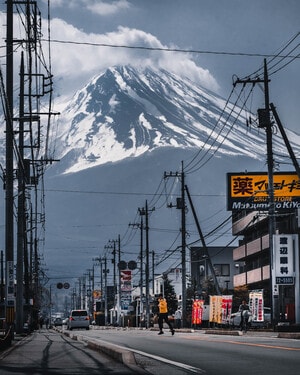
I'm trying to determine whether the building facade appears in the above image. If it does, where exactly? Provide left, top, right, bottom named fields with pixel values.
left=231, top=209, right=300, bottom=322
left=190, top=246, right=236, bottom=301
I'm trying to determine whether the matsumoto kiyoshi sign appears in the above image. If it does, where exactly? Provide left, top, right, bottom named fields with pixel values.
left=227, top=172, right=300, bottom=211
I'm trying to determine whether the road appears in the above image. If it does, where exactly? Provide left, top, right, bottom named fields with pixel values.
left=73, top=326, right=300, bottom=375
left=1, top=327, right=300, bottom=374
left=0, top=328, right=140, bottom=375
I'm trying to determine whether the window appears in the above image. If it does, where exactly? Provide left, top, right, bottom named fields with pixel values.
left=214, top=264, right=230, bottom=276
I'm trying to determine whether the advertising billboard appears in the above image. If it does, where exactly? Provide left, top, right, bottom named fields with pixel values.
left=227, top=172, right=300, bottom=211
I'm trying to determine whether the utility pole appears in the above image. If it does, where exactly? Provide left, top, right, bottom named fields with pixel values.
left=5, top=0, right=15, bottom=337
left=112, top=242, right=116, bottom=324
left=151, top=250, right=155, bottom=295
left=270, top=103, right=300, bottom=179
left=138, top=201, right=154, bottom=328
left=263, top=60, right=277, bottom=324
left=145, top=201, right=150, bottom=329
left=93, top=256, right=106, bottom=317
left=164, top=161, right=187, bottom=327
left=0, top=251, right=4, bottom=303
left=4, top=1, right=58, bottom=336
left=180, top=161, right=187, bottom=328
left=117, top=235, right=121, bottom=325
left=234, top=59, right=277, bottom=323
left=16, top=52, right=25, bottom=333
left=129, top=215, right=144, bottom=326
left=185, top=184, right=221, bottom=295
left=104, top=257, right=108, bottom=325
left=140, top=217, right=144, bottom=325
left=105, top=241, right=116, bottom=324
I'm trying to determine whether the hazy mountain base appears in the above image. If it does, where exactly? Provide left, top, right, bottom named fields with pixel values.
left=43, top=147, right=265, bottom=280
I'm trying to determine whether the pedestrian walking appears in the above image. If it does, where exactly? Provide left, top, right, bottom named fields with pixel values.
left=39, top=316, right=44, bottom=332
left=174, top=307, right=182, bottom=329
left=238, top=299, right=250, bottom=331
left=157, top=293, right=175, bottom=335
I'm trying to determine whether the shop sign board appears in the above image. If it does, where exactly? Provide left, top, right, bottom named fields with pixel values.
left=227, top=172, right=300, bottom=211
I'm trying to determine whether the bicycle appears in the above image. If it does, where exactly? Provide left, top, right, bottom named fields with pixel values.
left=240, top=310, right=252, bottom=333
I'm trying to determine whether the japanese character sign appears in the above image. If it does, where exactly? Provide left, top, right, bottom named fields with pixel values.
left=273, top=234, right=294, bottom=285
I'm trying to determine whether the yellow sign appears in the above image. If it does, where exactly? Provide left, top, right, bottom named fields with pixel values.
left=230, top=173, right=300, bottom=198
left=227, top=172, right=300, bottom=211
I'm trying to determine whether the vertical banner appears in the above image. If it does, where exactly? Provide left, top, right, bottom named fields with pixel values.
left=221, top=295, right=233, bottom=324
left=192, top=299, right=204, bottom=325
left=210, top=295, right=232, bottom=324
left=273, top=234, right=294, bottom=285
left=209, top=295, right=222, bottom=323
left=249, top=290, right=264, bottom=322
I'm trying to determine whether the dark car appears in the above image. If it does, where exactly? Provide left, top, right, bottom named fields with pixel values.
left=53, top=317, right=63, bottom=326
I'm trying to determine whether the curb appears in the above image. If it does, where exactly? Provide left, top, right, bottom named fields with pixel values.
left=63, top=330, right=149, bottom=374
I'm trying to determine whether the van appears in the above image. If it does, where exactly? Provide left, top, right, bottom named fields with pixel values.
left=67, top=310, right=90, bottom=330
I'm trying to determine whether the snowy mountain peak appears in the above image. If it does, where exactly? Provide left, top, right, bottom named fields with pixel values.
left=53, top=65, right=299, bottom=174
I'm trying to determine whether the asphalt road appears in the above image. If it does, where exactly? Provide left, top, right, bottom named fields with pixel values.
left=71, top=326, right=300, bottom=375
left=0, top=329, right=141, bottom=375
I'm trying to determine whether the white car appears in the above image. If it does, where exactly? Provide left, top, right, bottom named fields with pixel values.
left=228, top=307, right=271, bottom=328
left=67, top=310, right=90, bottom=330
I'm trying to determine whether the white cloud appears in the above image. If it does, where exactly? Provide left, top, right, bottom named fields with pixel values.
left=0, top=11, right=218, bottom=100
left=87, top=0, right=131, bottom=15
left=41, top=0, right=131, bottom=14
left=48, top=21, right=219, bottom=99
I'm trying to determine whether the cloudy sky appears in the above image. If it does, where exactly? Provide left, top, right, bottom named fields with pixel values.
left=0, top=1, right=298, bottom=130
left=31, top=0, right=300, bottom=134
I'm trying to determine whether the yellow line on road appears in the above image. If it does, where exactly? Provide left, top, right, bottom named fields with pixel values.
left=183, top=335, right=300, bottom=351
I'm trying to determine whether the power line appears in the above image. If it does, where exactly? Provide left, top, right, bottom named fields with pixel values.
left=43, top=38, right=300, bottom=59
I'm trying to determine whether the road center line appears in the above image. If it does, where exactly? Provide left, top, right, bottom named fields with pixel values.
left=182, top=335, right=300, bottom=351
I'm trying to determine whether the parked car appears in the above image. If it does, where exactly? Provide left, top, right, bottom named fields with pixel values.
left=67, top=310, right=90, bottom=330
left=228, top=307, right=271, bottom=328
left=53, top=317, right=63, bottom=326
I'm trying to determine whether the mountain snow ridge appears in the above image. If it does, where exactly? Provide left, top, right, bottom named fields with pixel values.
left=52, top=65, right=299, bottom=174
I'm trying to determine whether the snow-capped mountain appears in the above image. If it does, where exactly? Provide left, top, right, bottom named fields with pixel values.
left=4, top=64, right=299, bottom=280
left=53, top=65, right=299, bottom=174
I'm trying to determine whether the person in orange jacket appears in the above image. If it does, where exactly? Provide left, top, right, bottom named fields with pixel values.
left=157, top=294, right=175, bottom=335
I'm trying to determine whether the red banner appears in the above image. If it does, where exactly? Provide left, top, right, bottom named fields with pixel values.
left=192, top=299, right=204, bottom=325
